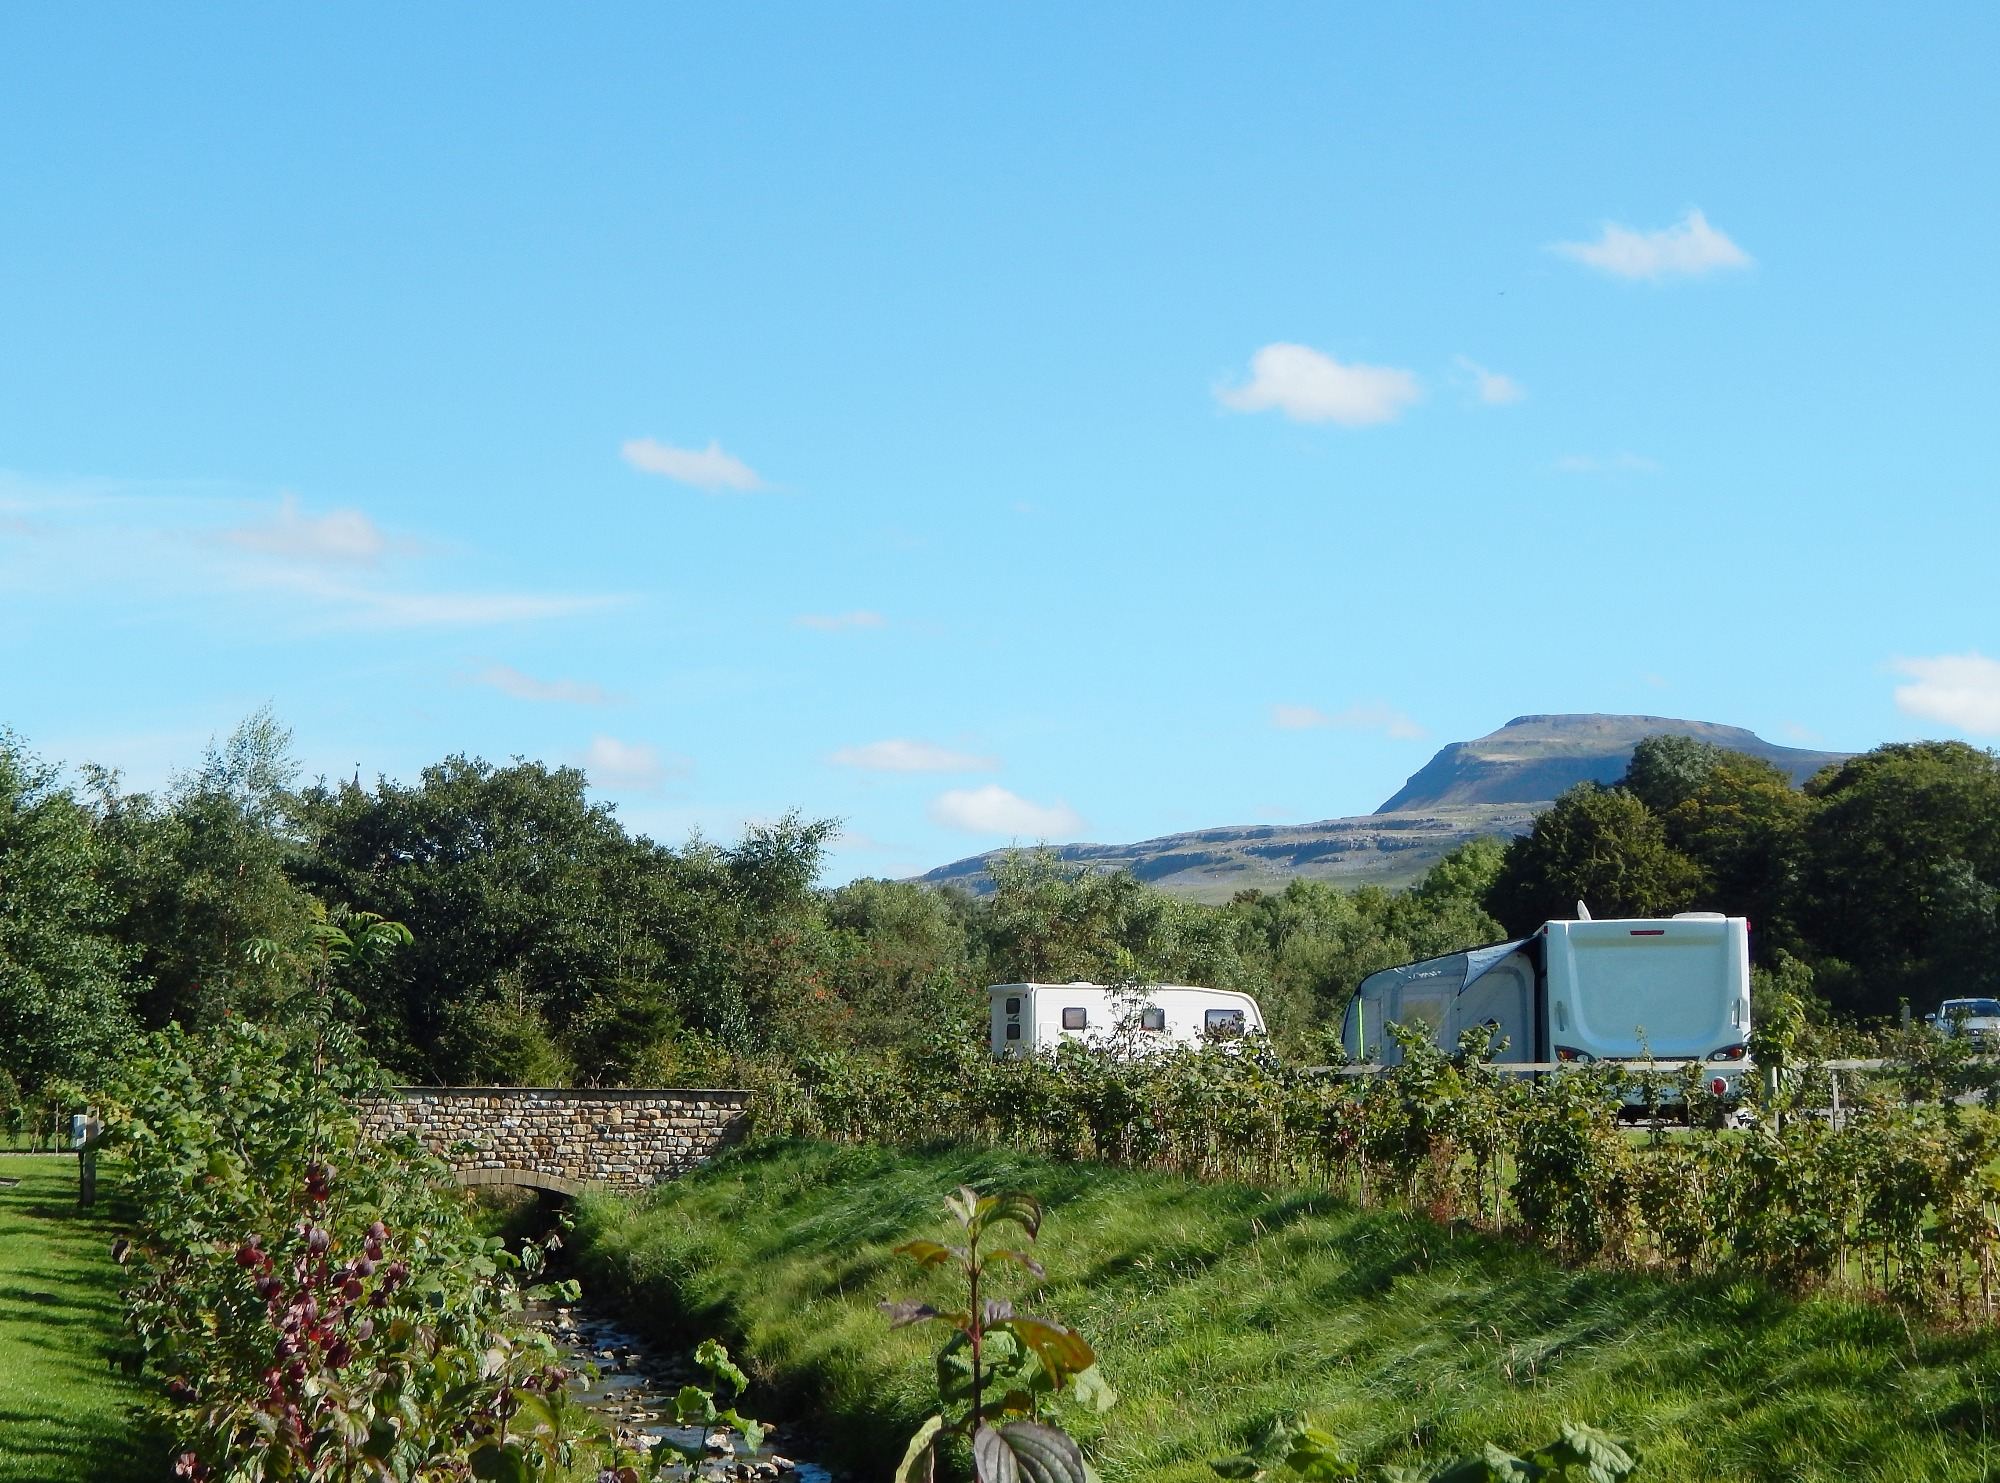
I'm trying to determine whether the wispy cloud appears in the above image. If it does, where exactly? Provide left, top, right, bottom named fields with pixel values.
left=581, top=734, right=688, bottom=792
left=1892, top=653, right=2000, bottom=735
left=1553, top=453, right=1661, bottom=475
left=473, top=664, right=616, bottom=706
left=795, top=610, right=887, bottom=632
left=829, top=739, right=996, bottom=773
left=222, top=492, right=390, bottom=565
left=0, top=470, right=625, bottom=635
left=1271, top=701, right=1425, bottom=740
left=236, top=566, right=623, bottom=631
left=928, top=784, right=1083, bottom=838
left=1217, top=343, right=1421, bottom=427
left=1455, top=356, right=1525, bottom=406
left=621, top=437, right=766, bottom=492
left=1553, top=209, right=1753, bottom=281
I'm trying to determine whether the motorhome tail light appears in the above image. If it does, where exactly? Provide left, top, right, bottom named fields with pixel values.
left=1629, top=929, right=1666, bottom=936
left=1710, top=1077, right=1728, bottom=1097
left=1707, top=1043, right=1747, bottom=1061
left=1554, top=1045, right=1595, bottom=1063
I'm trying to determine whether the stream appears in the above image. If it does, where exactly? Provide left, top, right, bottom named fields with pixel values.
left=522, top=1299, right=840, bottom=1482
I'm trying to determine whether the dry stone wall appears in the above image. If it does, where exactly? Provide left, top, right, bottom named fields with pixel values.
left=354, top=1087, right=750, bottom=1194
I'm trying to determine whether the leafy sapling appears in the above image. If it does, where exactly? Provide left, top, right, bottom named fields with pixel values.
left=881, top=1186, right=1116, bottom=1483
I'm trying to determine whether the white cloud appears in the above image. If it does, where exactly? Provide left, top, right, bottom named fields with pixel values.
left=1270, top=701, right=1425, bottom=740
left=474, top=664, right=615, bottom=705
left=581, top=734, right=687, bottom=792
left=223, top=492, right=389, bottom=564
left=1892, top=653, right=2000, bottom=735
left=1553, top=209, right=1753, bottom=281
left=928, top=784, right=1083, bottom=838
left=1456, top=356, right=1526, bottom=406
left=621, top=437, right=766, bottom=492
left=829, top=739, right=996, bottom=773
left=795, top=610, right=887, bottom=632
left=1217, top=343, right=1421, bottom=427
left=1553, top=453, right=1661, bottom=475
left=238, top=566, right=623, bottom=630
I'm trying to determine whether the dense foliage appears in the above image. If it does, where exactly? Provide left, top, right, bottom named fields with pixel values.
left=746, top=1026, right=2000, bottom=1319
left=1489, top=734, right=2000, bottom=1019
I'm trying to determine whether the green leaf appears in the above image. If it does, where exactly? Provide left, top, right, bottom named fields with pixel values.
left=467, top=1442, right=531, bottom=1483
left=695, top=1337, right=749, bottom=1396
left=976, top=1191, right=1044, bottom=1241
left=674, top=1384, right=719, bottom=1425
left=1209, top=1458, right=1265, bottom=1480
left=719, top=1407, right=766, bottom=1452
left=895, top=1414, right=946, bottom=1483
left=895, top=1238, right=965, bottom=1269
left=1068, top=1363, right=1119, bottom=1415
left=992, top=1316, right=1095, bottom=1386
left=972, top=1421, right=1088, bottom=1483
left=1540, top=1422, right=1639, bottom=1483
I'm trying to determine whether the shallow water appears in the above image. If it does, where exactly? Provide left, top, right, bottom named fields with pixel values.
left=523, top=1299, right=837, bottom=1482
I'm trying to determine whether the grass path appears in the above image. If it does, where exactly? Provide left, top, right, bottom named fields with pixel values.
left=572, top=1139, right=2000, bottom=1482
left=0, top=1156, right=159, bottom=1483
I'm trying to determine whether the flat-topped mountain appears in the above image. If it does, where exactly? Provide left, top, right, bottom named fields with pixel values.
left=1377, top=713, right=1851, bottom=812
left=915, top=714, right=1852, bottom=903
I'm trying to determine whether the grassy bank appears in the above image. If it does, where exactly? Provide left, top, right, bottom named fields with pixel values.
left=0, top=1156, right=158, bottom=1483
left=571, top=1139, right=2000, bottom=1482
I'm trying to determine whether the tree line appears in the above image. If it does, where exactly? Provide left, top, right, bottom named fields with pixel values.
left=2, top=712, right=1995, bottom=1101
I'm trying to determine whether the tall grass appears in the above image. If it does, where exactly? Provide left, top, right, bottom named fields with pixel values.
left=0, top=1156, right=158, bottom=1483
left=572, top=1139, right=2000, bottom=1482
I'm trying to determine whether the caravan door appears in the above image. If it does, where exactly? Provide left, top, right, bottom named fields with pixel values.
left=1443, top=946, right=1537, bottom=1064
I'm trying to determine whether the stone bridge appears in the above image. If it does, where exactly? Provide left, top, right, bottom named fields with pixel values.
left=354, top=1086, right=750, bottom=1195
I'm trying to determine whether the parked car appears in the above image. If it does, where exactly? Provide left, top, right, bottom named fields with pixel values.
left=1928, top=997, right=2000, bottom=1048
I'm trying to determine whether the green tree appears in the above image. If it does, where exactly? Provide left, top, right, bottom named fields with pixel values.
left=1622, top=735, right=1812, bottom=956
left=1797, top=740, right=2000, bottom=1017
left=292, top=755, right=672, bottom=1078
left=87, top=707, right=319, bottom=1028
left=1485, top=783, right=1703, bottom=933
left=0, top=733, right=138, bottom=1092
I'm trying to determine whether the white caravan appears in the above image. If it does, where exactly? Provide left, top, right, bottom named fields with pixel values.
left=1338, top=914, right=1753, bottom=1099
left=988, top=982, right=1267, bottom=1057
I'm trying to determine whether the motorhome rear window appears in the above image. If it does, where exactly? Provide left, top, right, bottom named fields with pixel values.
left=1062, top=1007, right=1088, bottom=1030
left=1140, top=1006, right=1166, bottom=1032
left=1204, top=1008, right=1245, bottom=1036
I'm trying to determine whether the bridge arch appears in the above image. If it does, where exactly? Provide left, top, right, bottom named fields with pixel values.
left=452, top=1165, right=587, bottom=1197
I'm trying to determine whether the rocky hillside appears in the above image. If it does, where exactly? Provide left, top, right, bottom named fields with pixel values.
left=916, top=714, right=1852, bottom=903
left=1377, top=713, right=1850, bottom=812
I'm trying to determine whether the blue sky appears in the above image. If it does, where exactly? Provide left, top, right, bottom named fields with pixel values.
left=3, top=5, right=1996, bottom=880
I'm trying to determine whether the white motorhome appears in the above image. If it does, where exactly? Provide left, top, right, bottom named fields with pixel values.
left=988, top=982, right=1267, bottom=1057
left=1338, top=914, right=1752, bottom=1099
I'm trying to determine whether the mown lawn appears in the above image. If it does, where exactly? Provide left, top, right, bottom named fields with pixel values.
left=572, top=1139, right=2000, bottom=1482
left=0, top=1156, right=160, bottom=1483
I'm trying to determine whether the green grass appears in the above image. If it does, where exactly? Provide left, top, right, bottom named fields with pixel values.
left=0, top=1156, right=160, bottom=1482
left=571, top=1139, right=2000, bottom=1482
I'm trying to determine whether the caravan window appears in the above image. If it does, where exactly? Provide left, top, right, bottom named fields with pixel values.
left=1204, top=1007, right=1246, bottom=1038
left=1140, top=1006, right=1166, bottom=1032
left=1062, top=1007, right=1088, bottom=1030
